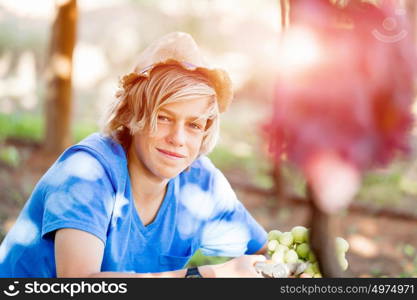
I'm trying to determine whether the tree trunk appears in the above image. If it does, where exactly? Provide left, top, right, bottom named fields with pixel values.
left=279, top=0, right=350, bottom=278
left=405, top=0, right=417, bottom=44
left=43, top=0, right=77, bottom=157
left=280, top=0, right=291, bottom=30
left=307, top=186, right=352, bottom=277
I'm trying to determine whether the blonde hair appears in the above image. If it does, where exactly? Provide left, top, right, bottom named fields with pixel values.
left=101, top=65, right=220, bottom=155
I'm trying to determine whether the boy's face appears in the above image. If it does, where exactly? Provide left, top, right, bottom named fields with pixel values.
left=129, top=97, right=212, bottom=181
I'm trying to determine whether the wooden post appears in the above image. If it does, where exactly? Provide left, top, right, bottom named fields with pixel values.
left=43, top=0, right=77, bottom=157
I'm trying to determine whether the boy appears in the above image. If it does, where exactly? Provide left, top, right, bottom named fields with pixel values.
left=0, top=32, right=267, bottom=278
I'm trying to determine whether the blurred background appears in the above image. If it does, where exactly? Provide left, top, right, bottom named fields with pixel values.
left=0, top=0, right=417, bottom=277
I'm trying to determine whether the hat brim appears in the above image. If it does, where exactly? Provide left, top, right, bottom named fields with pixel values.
left=120, top=59, right=233, bottom=113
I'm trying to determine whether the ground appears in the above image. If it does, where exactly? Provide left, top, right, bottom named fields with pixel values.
left=1, top=140, right=417, bottom=278
left=238, top=189, right=417, bottom=277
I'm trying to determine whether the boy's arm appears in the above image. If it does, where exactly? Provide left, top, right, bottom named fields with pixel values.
left=55, top=228, right=188, bottom=278
left=55, top=228, right=265, bottom=278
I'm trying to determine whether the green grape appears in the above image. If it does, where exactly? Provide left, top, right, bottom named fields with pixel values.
left=304, top=264, right=315, bottom=276
left=268, top=230, right=282, bottom=241
left=276, top=244, right=289, bottom=253
left=279, top=232, right=294, bottom=247
left=267, top=240, right=279, bottom=252
left=311, top=262, right=320, bottom=274
left=313, top=273, right=322, bottom=278
left=338, top=254, right=349, bottom=271
left=308, top=251, right=317, bottom=262
left=291, top=226, right=308, bottom=244
left=335, top=237, right=349, bottom=254
left=271, top=250, right=285, bottom=263
left=284, top=249, right=299, bottom=263
left=296, top=243, right=310, bottom=259
left=305, top=229, right=310, bottom=243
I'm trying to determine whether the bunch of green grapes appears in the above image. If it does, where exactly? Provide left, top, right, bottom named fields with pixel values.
left=267, top=226, right=349, bottom=278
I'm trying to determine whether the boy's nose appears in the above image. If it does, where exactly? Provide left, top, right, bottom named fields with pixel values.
left=167, top=124, right=186, bottom=147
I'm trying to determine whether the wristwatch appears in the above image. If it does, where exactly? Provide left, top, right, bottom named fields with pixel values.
left=185, top=267, right=202, bottom=278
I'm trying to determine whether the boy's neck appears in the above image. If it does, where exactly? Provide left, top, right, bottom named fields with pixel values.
left=127, top=145, right=168, bottom=204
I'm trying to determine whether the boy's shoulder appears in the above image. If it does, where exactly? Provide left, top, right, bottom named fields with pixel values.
left=76, top=133, right=125, bottom=160
left=64, top=132, right=126, bottom=165
left=40, top=133, right=127, bottom=190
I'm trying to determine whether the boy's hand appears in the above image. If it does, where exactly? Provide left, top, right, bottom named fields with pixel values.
left=199, top=255, right=267, bottom=278
left=254, top=260, right=309, bottom=278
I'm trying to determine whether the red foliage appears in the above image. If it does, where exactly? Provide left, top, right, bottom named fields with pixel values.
left=264, top=0, right=416, bottom=174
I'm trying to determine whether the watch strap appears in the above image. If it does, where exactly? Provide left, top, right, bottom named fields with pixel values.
left=185, top=267, right=202, bottom=278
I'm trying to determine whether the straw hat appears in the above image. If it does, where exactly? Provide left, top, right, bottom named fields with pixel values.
left=119, top=32, right=233, bottom=113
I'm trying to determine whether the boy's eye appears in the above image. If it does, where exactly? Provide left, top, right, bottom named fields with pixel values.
left=189, top=123, right=203, bottom=130
left=157, top=115, right=170, bottom=122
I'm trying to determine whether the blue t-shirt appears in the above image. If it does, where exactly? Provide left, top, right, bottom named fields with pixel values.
left=0, top=133, right=267, bottom=277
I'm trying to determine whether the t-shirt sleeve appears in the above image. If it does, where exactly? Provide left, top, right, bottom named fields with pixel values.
left=41, top=150, right=115, bottom=246
left=199, top=168, right=267, bottom=257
